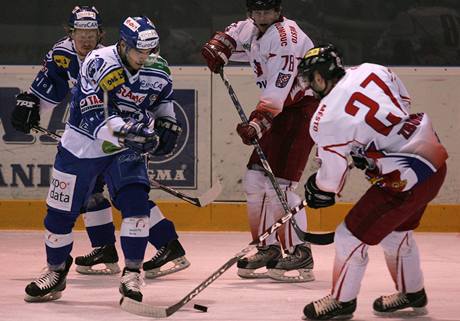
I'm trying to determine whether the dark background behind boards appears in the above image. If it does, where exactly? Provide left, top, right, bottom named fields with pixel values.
left=2, top=0, right=460, bottom=66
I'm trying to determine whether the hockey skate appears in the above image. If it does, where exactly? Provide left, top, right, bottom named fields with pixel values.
left=237, top=244, right=281, bottom=279
left=119, top=267, right=143, bottom=302
left=24, top=256, right=73, bottom=303
left=143, top=239, right=190, bottom=279
left=75, top=244, right=120, bottom=275
left=373, top=288, right=428, bottom=317
left=267, top=243, right=314, bottom=282
left=303, top=295, right=357, bottom=320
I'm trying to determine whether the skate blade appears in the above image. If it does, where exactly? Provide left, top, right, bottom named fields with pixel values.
left=373, top=306, right=428, bottom=318
left=268, top=268, right=315, bottom=283
left=237, top=267, right=270, bottom=279
left=144, top=257, right=190, bottom=279
left=302, top=313, right=353, bottom=320
left=76, top=263, right=121, bottom=275
left=24, top=291, right=62, bottom=303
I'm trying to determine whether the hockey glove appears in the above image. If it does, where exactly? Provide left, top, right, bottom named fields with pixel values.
left=304, top=173, right=336, bottom=209
left=11, top=92, right=40, bottom=133
left=117, top=119, right=159, bottom=155
left=350, top=145, right=376, bottom=170
left=201, top=32, right=236, bottom=73
left=153, top=117, right=182, bottom=156
left=236, top=109, right=274, bottom=145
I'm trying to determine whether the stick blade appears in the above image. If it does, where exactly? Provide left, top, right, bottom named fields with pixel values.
left=197, top=180, right=223, bottom=207
left=120, top=297, right=169, bottom=318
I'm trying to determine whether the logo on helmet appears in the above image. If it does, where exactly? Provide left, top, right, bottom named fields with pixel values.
left=123, top=17, right=140, bottom=32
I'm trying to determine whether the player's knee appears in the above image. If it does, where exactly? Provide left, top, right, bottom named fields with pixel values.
left=380, top=231, right=415, bottom=257
left=84, top=193, right=111, bottom=212
left=335, top=222, right=369, bottom=265
left=44, top=210, right=79, bottom=234
left=116, top=184, right=150, bottom=218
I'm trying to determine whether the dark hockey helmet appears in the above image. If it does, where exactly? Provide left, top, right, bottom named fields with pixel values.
left=68, top=6, right=102, bottom=30
left=298, top=44, right=345, bottom=84
left=119, top=16, right=159, bottom=52
left=246, top=0, right=282, bottom=11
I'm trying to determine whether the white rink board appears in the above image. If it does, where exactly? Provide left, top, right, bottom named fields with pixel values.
left=0, top=66, right=459, bottom=203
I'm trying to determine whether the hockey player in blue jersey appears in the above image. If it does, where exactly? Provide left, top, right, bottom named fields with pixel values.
left=12, top=6, right=189, bottom=278
left=24, top=16, right=185, bottom=303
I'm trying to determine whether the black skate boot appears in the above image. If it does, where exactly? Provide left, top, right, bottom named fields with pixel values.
left=119, top=267, right=143, bottom=302
left=143, top=239, right=190, bottom=279
left=303, top=295, right=357, bottom=320
left=24, top=256, right=73, bottom=302
left=75, top=244, right=120, bottom=275
left=373, top=288, right=428, bottom=316
left=267, top=243, right=314, bottom=282
left=237, top=244, right=281, bottom=279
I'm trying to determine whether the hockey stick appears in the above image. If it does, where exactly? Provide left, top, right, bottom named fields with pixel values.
left=32, top=124, right=221, bottom=207
left=120, top=200, right=317, bottom=318
left=149, top=177, right=222, bottom=207
left=218, top=69, right=334, bottom=245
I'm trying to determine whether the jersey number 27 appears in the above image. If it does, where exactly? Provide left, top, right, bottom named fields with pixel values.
left=344, top=73, right=405, bottom=136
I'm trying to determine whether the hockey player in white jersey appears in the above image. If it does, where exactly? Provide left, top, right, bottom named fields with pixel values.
left=24, top=16, right=184, bottom=304
left=11, top=6, right=189, bottom=278
left=202, top=0, right=319, bottom=282
left=298, top=44, right=448, bottom=320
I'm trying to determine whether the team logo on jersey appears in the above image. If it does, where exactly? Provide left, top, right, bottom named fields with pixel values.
left=100, top=68, right=125, bottom=91
left=46, top=168, right=76, bottom=211
left=53, top=55, right=71, bottom=68
left=275, top=72, right=291, bottom=88
left=87, top=58, right=105, bottom=78
left=243, top=43, right=251, bottom=51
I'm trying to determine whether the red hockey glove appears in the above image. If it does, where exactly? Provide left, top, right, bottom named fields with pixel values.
left=201, top=32, right=236, bottom=73
left=236, top=110, right=274, bottom=145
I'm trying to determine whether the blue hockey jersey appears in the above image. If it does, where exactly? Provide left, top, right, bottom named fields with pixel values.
left=60, top=44, right=176, bottom=158
left=29, top=37, right=103, bottom=111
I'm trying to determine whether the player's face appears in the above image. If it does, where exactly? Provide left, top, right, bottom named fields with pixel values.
left=309, top=70, right=329, bottom=97
left=250, top=9, right=281, bottom=32
left=72, top=29, right=100, bottom=58
left=125, top=47, right=151, bottom=71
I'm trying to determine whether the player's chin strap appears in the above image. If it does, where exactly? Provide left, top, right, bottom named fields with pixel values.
left=218, top=68, right=334, bottom=246
left=31, top=122, right=221, bottom=207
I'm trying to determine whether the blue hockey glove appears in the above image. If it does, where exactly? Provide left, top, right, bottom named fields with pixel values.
left=304, top=173, right=336, bottom=209
left=117, top=119, right=159, bottom=155
left=153, top=117, right=182, bottom=156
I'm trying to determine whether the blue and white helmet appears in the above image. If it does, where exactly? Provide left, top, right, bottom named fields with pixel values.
left=68, top=5, right=102, bottom=30
left=120, top=16, right=159, bottom=51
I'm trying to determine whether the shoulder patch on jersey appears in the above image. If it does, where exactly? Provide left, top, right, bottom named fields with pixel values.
left=53, top=55, right=71, bottom=68
left=275, top=72, right=291, bottom=88
left=144, top=56, right=171, bottom=75
left=99, top=68, right=125, bottom=91
left=87, top=57, right=105, bottom=78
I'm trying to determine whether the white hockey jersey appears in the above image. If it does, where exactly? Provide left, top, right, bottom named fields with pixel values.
left=225, top=17, right=314, bottom=115
left=311, top=63, right=448, bottom=193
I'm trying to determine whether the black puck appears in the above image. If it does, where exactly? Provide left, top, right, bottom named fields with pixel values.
left=193, top=304, right=208, bottom=312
